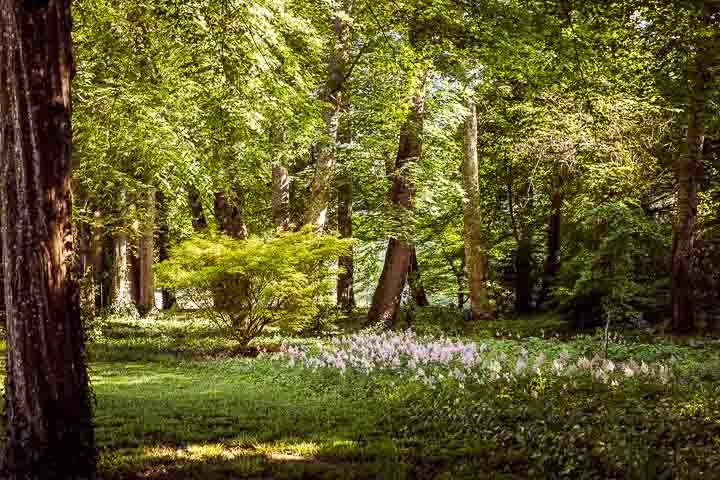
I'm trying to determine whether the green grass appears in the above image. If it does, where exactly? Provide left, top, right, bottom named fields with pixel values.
left=75, top=313, right=720, bottom=478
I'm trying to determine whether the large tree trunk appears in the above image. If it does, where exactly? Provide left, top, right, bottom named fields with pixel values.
left=138, top=191, right=155, bottom=316
left=539, top=179, right=562, bottom=307
left=188, top=185, right=207, bottom=231
left=408, top=248, right=429, bottom=306
left=462, top=101, right=492, bottom=319
left=304, top=4, right=352, bottom=229
left=672, top=48, right=707, bottom=333
left=272, top=165, right=290, bottom=231
left=368, top=70, right=429, bottom=326
left=156, top=191, right=175, bottom=309
left=0, top=1, right=96, bottom=477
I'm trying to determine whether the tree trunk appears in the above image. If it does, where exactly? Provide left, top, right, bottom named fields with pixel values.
left=111, top=231, right=133, bottom=309
left=304, top=5, right=352, bottom=229
left=188, top=185, right=207, bottom=231
left=337, top=174, right=355, bottom=312
left=156, top=191, right=176, bottom=309
left=368, top=70, right=429, bottom=326
left=272, top=165, right=290, bottom=231
left=78, top=222, right=96, bottom=321
left=90, top=210, right=104, bottom=308
left=672, top=47, right=707, bottom=333
left=336, top=98, right=354, bottom=312
left=462, top=101, right=492, bottom=319
left=138, top=191, right=155, bottom=316
left=539, top=179, right=562, bottom=307
left=0, top=1, right=96, bottom=476
left=514, top=239, right=534, bottom=314
left=408, top=248, right=429, bottom=306
left=214, top=191, right=248, bottom=240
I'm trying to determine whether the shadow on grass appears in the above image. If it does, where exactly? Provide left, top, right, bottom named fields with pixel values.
left=99, top=440, right=424, bottom=480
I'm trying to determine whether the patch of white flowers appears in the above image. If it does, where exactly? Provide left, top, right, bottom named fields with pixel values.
left=281, top=330, right=674, bottom=388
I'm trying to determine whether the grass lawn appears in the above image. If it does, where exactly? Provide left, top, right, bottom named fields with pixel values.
left=79, top=314, right=720, bottom=479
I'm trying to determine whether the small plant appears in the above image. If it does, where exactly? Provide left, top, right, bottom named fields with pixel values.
left=156, top=227, right=350, bottom=348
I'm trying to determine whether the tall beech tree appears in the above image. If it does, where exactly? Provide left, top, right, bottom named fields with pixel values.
left=0, top=0, right=96, bottom=477
left=368, top=70, right=429, bottom=326
left=462, top=100, right=492, bottom=319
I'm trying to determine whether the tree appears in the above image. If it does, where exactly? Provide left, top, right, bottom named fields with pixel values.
left=462, top=100, right=492, bottom=319
left=137, top=191, right=155, bottom=315
left=368, top=69, right=429, bottom=326
left=0, top=0, right=96, bottom=477
left=304, top=0, right=353, bottom=229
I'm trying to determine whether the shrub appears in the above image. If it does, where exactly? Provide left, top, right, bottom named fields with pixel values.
left=156, top=228, right=350, bottom=347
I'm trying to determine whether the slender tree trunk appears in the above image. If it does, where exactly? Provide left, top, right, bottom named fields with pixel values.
left=138, top=191, right=155, bottom=316
left=408, top=248, right=429, bottom=306
left=337, top=174, right=355, bottom=311
left=188, top=186, right=207, bottom=231
left=462, top=101, right=492, bottom=319
left=272, top=165, right=291, bottom=231
left=336, top=100, right=355, bottom=312
left=368, top=70, right=429, bottom=326
left=156, top=191, right=175, bottom=309
left=457, top=253, right=466, bottom=309
left=90, top=210, right=104, bottom=308
left=0, top=1, right=96, bottom=476
left=111, top=230, right=132, bottom=309
left=214, top=190, right=248, bottom=310
left=514, top=239, right=534, bottom=314
left=304, top=4, right=352, bottom=229
left=672, top=47, right=707, bottom=333
left=539, top=179, right=562, bottom=307
left=78, top=222, right=96, bottom=320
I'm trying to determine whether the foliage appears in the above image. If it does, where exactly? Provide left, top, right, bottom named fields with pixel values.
left=156, top=229, right=350, bottom=346
left=63, top=315, right=720, bottom=479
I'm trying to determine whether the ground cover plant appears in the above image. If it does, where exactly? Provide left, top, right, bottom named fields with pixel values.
left=27, top=313, right=710, bottom=479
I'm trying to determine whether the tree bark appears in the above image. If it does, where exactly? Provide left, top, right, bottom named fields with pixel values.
left=156, top=191, right=175, bottom=309
left=0, top=0, right=96, bottom=477
left=272, top=165, right=291, bottom=231
left=78, top=222, right=96, bottom=320
left=539, top=179, right=562, bottom=307
left=111, top=230, right=133, bottom=309
left=214, top=191, right=248, bottom=240
left=672, top=47, right=707, bottom=333
left=336, top=98, right=354, bottom=312
left=337, top=173, right=355, bottom=312
left=368, top=70, right=429, bottom=326
left=90, top=210, right=104, bottom=308
left=188, top=185, right=207, bottom=231
left=462, top=101, right=492, bottom=319
left=408, top=248, right=429, bottom=306
left=514, top=239, right=534, bottom=314
left=304, top=4, right=352, bottom=229
left=138, top=191, right=155, bottom=316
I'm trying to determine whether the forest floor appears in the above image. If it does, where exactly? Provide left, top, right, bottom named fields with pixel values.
left=43, top=314, right=720, bottom=478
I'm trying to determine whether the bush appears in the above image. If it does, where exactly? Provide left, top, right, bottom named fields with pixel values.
left=555, top=200, right=670, bottom=329
left=156, top=228, right=350, bottom=347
